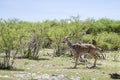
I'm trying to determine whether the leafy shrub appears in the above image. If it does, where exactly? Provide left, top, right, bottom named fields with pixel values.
left=96, top=32, right=120, bottom=50
left=0, top=17, right=120, bottom=61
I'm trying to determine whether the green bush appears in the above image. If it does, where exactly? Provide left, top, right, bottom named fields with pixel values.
left=96, top=32, right=120, bottom=50
left=0, top=17, right=120, bottom=59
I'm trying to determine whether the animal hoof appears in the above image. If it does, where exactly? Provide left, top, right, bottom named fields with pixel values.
left=91, top=66, right=96, bottom=68
left=73, top=66, right=77, bottom=69
left=87, top=65, right=96, bottom=69
left=90, top=66, right=96, bottom=68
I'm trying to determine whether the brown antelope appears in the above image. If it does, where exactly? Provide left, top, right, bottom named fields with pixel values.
left=63, top=36, right=101, bottom=68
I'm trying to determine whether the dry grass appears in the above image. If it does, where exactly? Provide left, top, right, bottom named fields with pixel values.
left=0, top=49, right=120, bottom=80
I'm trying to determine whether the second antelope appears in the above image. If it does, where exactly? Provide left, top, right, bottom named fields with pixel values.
left=63, top=36, right=101, bottom=68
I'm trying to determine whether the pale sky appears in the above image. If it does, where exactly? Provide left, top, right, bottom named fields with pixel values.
left=0, top=0, right=120, bottom=22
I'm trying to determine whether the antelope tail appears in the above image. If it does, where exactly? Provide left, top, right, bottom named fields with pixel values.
left=96, top=47, right=102, bottom=51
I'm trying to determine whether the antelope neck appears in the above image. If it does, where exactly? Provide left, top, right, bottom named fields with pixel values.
left=67, top=40, right=73, bottom=48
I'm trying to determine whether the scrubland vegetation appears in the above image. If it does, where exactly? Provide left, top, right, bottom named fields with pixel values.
left=0, top=17, right=120, bottom=80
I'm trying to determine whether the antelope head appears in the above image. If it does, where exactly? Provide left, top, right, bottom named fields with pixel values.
left=62, top=36, right=71, bottom=43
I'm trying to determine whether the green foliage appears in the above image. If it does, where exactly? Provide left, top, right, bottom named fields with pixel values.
left=0, top=19, right=26, bottom=69
left=82, top=34, right=94, bottom=43
left=96, top=32, right=120, bottom=50
left=0, top=17, right=120, bottom=59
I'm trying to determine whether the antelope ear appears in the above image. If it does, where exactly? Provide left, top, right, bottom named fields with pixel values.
left=67, top=36, right=70, bottom=38
left=67, top=36, right=71, bottom=40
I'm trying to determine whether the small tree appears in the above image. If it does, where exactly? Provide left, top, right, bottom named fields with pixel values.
left=24, top=30, right=40, bottom=59
left=0, top=20, right=24, bottom=69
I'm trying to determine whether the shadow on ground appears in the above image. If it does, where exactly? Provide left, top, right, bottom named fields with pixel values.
left=0, top=68, right=24, bottom=71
